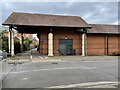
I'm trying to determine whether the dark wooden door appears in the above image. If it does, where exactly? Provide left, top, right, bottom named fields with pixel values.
left=59, top=39, right=73, bottom=55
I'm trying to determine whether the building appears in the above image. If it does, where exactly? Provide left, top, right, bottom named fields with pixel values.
left=1, top=26, right=34, bottom=39
left=87, top=24, right=119, bottom=55
left=30, top=37, right=39, bottom=49
left=2, top=12, right=119, bottom=56
left=1, top=26, right=37, bottom=52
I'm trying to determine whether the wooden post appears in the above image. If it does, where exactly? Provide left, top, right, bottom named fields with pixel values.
left=20, top=33, right=23, bottom=52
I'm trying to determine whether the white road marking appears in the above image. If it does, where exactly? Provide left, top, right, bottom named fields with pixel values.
left=22, top=78, right=28, bottom=80
left=10, top=66, right=96, bottom=74
left=47, top=81, right=118, bottom=88
left=44, top=57, right=48, bottom=59
left=32, top=59, right=62, bottom=62
left=87, top=83, right=117, bottom=88
left=82, top=60, right=118, bottom=62
left=39, top=56, right=44, bottom=59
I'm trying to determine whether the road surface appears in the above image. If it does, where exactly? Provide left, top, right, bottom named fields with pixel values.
left=2, top=59, right=118, bottom=88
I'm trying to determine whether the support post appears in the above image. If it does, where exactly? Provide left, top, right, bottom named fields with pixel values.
left=8, top=31, right=11, bottom=53
left=38, top=33, right=40, bottom=53
left=11, top=30, right=14, bottom=56
left=48, top=32, right=53, bottom=56
left=20, top=33, right=23, bottom=52
left=82, top=33, right=86, bottom=56
left=9, top=26, right=14, bottom=57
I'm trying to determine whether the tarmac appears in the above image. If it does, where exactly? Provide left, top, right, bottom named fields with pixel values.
left=2, top=56, right=119, bottom=88
left=3, top=56, right=119, bottom=82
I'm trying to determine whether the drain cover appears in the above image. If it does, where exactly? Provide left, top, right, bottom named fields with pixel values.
left=51, top=62, right=58, bottom=64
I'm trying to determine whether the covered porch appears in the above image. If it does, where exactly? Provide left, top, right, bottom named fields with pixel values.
left=2, top=12, right=91, bottom=56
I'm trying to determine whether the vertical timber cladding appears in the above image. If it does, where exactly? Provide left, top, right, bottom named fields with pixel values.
left=53, top=28, right=82, bottom=55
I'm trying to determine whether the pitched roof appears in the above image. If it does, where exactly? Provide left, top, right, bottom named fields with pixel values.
left=2, top=12, right=91, bottom=28
left=87, top=24, right=119, bottom=34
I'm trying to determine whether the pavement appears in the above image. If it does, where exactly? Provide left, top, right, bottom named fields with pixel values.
left=6, top=48, right=119, bottom=63
left=25, top=48, right=119, bottom=62
left=31, top=55, right=119, bottom=62
left=6, top=55, right=119, bottom=64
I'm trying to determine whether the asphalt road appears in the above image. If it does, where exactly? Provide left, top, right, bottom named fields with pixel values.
left=2, top=59, right=118, bottom=88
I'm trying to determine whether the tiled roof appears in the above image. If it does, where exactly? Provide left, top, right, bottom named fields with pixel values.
left=2, top=12, right=91, bottom=28
left=87, top=24, right=119, bottom=34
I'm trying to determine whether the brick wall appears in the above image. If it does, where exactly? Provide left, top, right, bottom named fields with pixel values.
left=108, top=34, right=119, bottom=55
left=87, top=34, right=120, bottom=55
left=39, top=30, right=48, bottom=55
left=39, top=28, right=82, bottom=55
left=39, top=29, right=119, bottom=56
left=53, top=29, right=81, bottom=55
left=87, top=34, right=105, bottom=55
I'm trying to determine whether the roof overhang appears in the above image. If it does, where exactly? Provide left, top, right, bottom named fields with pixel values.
left=2, top=12, right=92, bottom=33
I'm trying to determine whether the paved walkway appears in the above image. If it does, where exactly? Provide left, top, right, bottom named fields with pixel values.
left=31, top=55, right=119, bottom=62
left=27, top=48, right=119, bottom=62
left=6, top=48, right=119, bottom=63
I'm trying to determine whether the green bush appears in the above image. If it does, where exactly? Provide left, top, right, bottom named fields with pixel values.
left=2, top=35, right=33, bottom=55
left=23, top=37, right=32, bottom=51
left=111, top=52, right=120, bottom=56
left=2, top=36, right=9, bottom=52
left=2, top=35, right=21, bottom=55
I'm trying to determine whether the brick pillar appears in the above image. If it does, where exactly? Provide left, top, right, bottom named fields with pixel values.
left=48, top=32, right=53, bottom=56
left=82, top=33, right=86, bottom=56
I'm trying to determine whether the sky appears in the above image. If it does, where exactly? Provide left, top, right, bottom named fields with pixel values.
left=1, top=1, right=118, bottom=25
